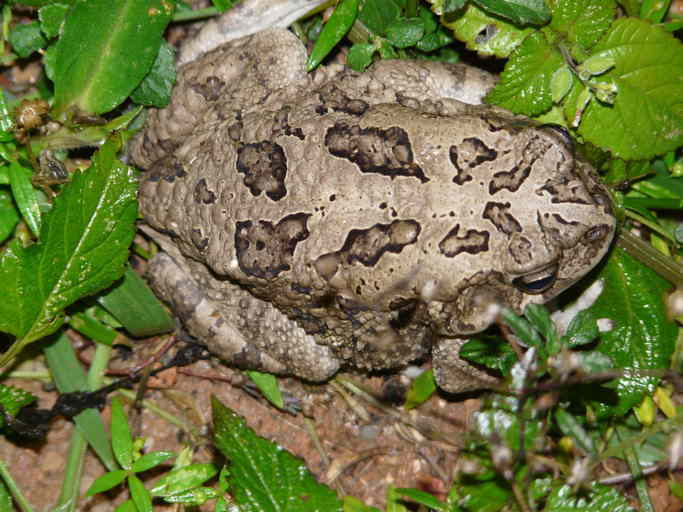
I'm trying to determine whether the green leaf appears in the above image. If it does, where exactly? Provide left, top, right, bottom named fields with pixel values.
left=502, top=308, right=543, bottom=348
left=212, top=0, right=239, bottom=12
left=52, top=0, right=174, bottom=115
left=86, top=469, right=128, bottom=495
left=128, top=474, right=153, bottom=512
left=550, top=65, right=574, bottom=103
left=358, top=0, right=400, bottom=35
left=8, top=160, right=41, bottom=238
left=161, top=487, right=219, bottom=504
left=457, top=479, right=511, bottom=512
left=347, top=43, right=376, bottom=71
left=582, top=247, right=677, bottom=416
left=444, top=3, right=534, bottom=57
left=245, top=371, right=284, bottom=409
left=545, top=483, right=635, bottom=511
left=0, top=189, right=19, bottom=243
left=460, top=336, right=517, bottom=373
left=8, top=22, right=46, bottom=58
left=307, top=0, right=359, bottom=71
left=523, top=304, right=559, bottom=353
left=212, top=397, right=343, bottom=511
left=473, top=0, right=550, bottom=26
left=395, top=488, right=445, bottom=510
left=38, top=4, right=69, bottom=39
left=416, top=27, right=454, bottom=52
left=0, top=479, right=12, bottom=512
left=549, top=0, right=615, bottom=51
left=149, top=463, right=218, bottom=497
left=0, top=138, right=138, bottom=364
left=131, top=451, right=174, bottom=473
left=566, top=18, right=683, bottom=159
left=555, top=408, right=595, bottom=454
left=385, top=18, right=425, bottom=48
left=97, top=266, right=174, bottom=338
left=486, top=31, right=562, bottom=115
left=562, top=309, right=598, bottom=347
left=404, top=369, right=437, bottom=410
left=0, top=384, right=36, bottom=428
left=640, top=0, right=672, bottom=22
left=111, top=398, right=134, bottom=471
left=130, top=41, right=176, bottom=108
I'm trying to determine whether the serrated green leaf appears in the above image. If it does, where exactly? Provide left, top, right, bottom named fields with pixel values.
left=212, top=397, right=343, bottom=511
left=131, top=451, right=174, bottom=473
left=128, top=474, right=153, bottom=512
left=545, top=483, right=635, bottom=511
left=8, top=160, right=41, bottom=237
left=347, top=43, right=376, bottom=71
left=549, top=0, right=615, bottom=51
left=111, top=398, right=134, bottom=470
left=582, top=247, right=677, bottom=416
left=0, top=189, right=19, bottom=243
left=404, top=369, right=437, bottom=410
left=444, top=3, right=533, bottom=57
left=486, top=31, right=562, bottom=115
left=245, top=370, right=284, bottom=409
left=473, top=0, right=550, bottom=26
left=130, top=41, right=176, bottom=108
left=307, top=0, right=359, bottom=71
left=385, top=18, right=425, bottom=48
left=149, top=463, right=218, bottom=497
left=0, top=138, right=137, bottom=364
left=567, top=18, right=683, bottom=159
left=38, top=4, right=69, bottom=39
left=53, top=0, right=174, bottom=115
left=86, top=469, right=128, bottom=495
left=9, top=21, right=46, bottom=58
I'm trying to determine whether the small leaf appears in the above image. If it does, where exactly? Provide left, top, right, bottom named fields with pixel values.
left=307, top=0, right=359, bottom=71
left=130, top=41, right=176, bottom=108
left=149, top=463, right=218, bottom=497
left=566, top=18, right=683, bottom=159
left=53, top=0, right=174, bottom=115
left=577, top=55, right=615, bottom=77
left=212, top=397, right=343, bottom=511
left=86, top=469, right=128, bottom=496
left=385, top=18, right=425, bottom=48
left=562, top=309, right=599, bottom=347
left=8, top=160, right=41, bottom=238
left=0, top=189, right=19, bottom=243
left=640, top=0, right=672, bottom=22
left=404, top=369, right=437, bottom=410
left=395, top=488, right=446, bottom=510
left=358, top=0, right=400, bottom=35
left=161, top=487, right=219, bottom=504
left=501, top=308, right=543, bottom=348
left=8, top=22, right=46, bottom=58
left=472, top=0, right=550, bottom=26
left=111, top=398, right=134, bottom=471
left=38, top=4, right=69, bottom=39
left=347, top=43, right=376, bottom=71
left=131, top=451, right=174, bottom=473
left=485, top=31, right=563, bottom=116
left=245, top=371, right=284, bottom=409
left=128, top=474, right=153, bottom=512
left=555, top=408, right=595, bottom=454
left=551, top=65, right=574, bottom=103
left=545, top=483, right=635, bottom=511
left=0, top=384, right=36, bottom=428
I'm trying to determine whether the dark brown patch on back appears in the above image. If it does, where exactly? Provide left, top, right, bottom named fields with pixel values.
left=193, top=178, right=217, bottom=204
left=508, top=235, right=533, bottom=265
left=236, top=141, right=288, bottom=201
left=190, top=76, right=226, bottom=101
left=439, top=224, right=490, bottom=257
left=325, top=123, right=429, bottom=183
left=483, top=202, right=522, bottom=235
left=489, top=164, right=532, bottom=194
left=449, top=137, right=498, bottom=185
left=537, top=174, right=592, bottom=204
left=317, top=84, right=369, bottom=116
left=234, top=213, right=311, bottom=279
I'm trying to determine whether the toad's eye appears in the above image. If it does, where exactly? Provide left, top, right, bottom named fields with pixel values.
left=512, top=262, right=558, bottom=294
left=540, top=123, right=574, bottom=150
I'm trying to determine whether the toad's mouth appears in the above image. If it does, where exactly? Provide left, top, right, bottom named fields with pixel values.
left=511, top=262, right=559, bottom=295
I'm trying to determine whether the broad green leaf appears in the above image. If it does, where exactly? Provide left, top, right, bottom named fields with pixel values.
left=358, top=0, right=400, bottom=35
left=8, top=21, right=46, bottom=58
left=0, top=189, right=19, bottom=243
left=149, top=463, right=218, bottom=497
left=111, top=398, right=134, bottom=471
left=307, top=0, right=359, bottom=71
left=549, top=0, right=615, bottom=52
left=566, top=18, right=683, bottom=159
left=0, top=384, right=36, bottom=428
left=385, top=18, right=425, bottom=48
left=347, top=43, right=376, bottom=71
left=550, top=65, right=574, bottom=103
left=545, top=483, right=635, bottom=511
left=86, top=469, right=128, bottom=495
left=8, top=160, right=41, bottom=237
left=52, top=0, right=174, bottom=115
left=473, top=0, right=550, bottom=26
left=212, top=397, right=343, bottom=511
left=444, top=3, right=534, bottom=58
left=404, top=369, right=437, bottom=410
left=130, top=41, right=176, bottom=108
left=245, top=371, right=284, bottom=409
left=582, top=248, right=677, bottom=416
left=640, top=0, right=672, bottom=22
left=128, top=474, right=153, bottom=512
left=486, top=31, right=562, bottom=115
left=0, top=138, right=137, bottom=364
left=131, top=451, right=174, bottom=473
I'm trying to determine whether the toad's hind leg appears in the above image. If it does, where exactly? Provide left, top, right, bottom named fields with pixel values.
left=432, top=338, right=502, bottom=393
left=147, top=252, right=341, bottom=381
